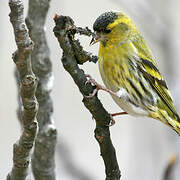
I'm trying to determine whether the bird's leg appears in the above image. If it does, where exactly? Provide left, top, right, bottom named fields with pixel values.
left=108, top=112, right=128, bottom=126
left=85, top=74, right=118, bottom=98
left=92, top=112, right=128, bottom=126
left=85, top=74, right=128, bottom=126
left=111, top=112, right=128, bottom=117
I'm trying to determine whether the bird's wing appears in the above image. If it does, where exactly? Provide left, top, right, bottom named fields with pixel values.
left=137, top=56, right=179, bottom=118
left=132, top=35, right=179, bottom=118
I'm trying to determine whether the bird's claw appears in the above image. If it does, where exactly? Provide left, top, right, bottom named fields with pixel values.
left=85, top=74, right=101, bottom=98
left=106, top=112, right=128, bottom=126
left=85, top=88, right=99, bottom=98
left=85, top=74, right=99, bottom=87
left=106, top=115, right=116, bottom=127
left=85, top=74, right=119, bottom=98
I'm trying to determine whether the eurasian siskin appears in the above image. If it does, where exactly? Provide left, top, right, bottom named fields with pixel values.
left=89, top=11, right=180, bottom=135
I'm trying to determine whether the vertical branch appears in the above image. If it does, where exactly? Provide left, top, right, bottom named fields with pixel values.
left=53, top=15, right=121, bottom=180
left=7, top=0, right=38, bottom=179
left=25, top=0, right=57, bottom=179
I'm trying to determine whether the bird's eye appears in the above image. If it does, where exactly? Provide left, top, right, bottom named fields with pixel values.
left=104, top=29, right=111, bottom=33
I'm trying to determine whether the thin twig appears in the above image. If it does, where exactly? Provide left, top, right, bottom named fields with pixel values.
left=163, top=154, right=177, bottom=180
left=53, top=14, right=121, bottom=180
left=7, top=0, right=38, bottom=179
left=25, top=0, right=57, bottom=179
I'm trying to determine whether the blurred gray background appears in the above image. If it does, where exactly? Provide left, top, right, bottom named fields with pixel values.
left=1, top=0, right=180, bottom=179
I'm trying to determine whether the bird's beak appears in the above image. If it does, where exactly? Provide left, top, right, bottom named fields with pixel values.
left=90, top=33, right=101, bottom=46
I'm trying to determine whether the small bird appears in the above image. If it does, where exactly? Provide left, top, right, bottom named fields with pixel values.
left=88, top=11, right=180, bottom=135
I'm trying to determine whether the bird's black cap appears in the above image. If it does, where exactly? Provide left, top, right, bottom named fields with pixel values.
left=93, top=12, right=117, bottom=32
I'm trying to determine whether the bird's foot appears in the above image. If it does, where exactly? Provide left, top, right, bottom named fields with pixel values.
left=108, top=116, right=116, bottom=126
left=85, top=74, right=117, bottom=98
left=91, top=115, right=115, bottom=126
left=92, top=111, right=127, bottom=126
left=107, top=112, right=128, bottom=126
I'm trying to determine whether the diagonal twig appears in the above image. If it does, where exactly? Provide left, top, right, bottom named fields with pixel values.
left=53, top=14, right=121, bottom=180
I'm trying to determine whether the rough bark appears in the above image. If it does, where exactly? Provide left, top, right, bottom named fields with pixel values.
left=53, top=14, right=121, bottom=180
left=7, top=0, right=38, bottom=179
left=25, top=0, right=57, bottom=179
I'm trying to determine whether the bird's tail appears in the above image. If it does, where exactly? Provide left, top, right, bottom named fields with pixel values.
left=168, top=118, right=180, bottom=136
left=150, top=110, right=180, bottom=135
left=159, top=110, right=180, bottom=136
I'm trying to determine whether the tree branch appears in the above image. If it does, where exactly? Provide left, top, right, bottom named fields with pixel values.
left=53, top=14, right=121, bottom=180
left=163, top=154, right=177, bottom=180
left=25, top=0, right=57, bottom=179
left=7, top=0, right=38, bottom=179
